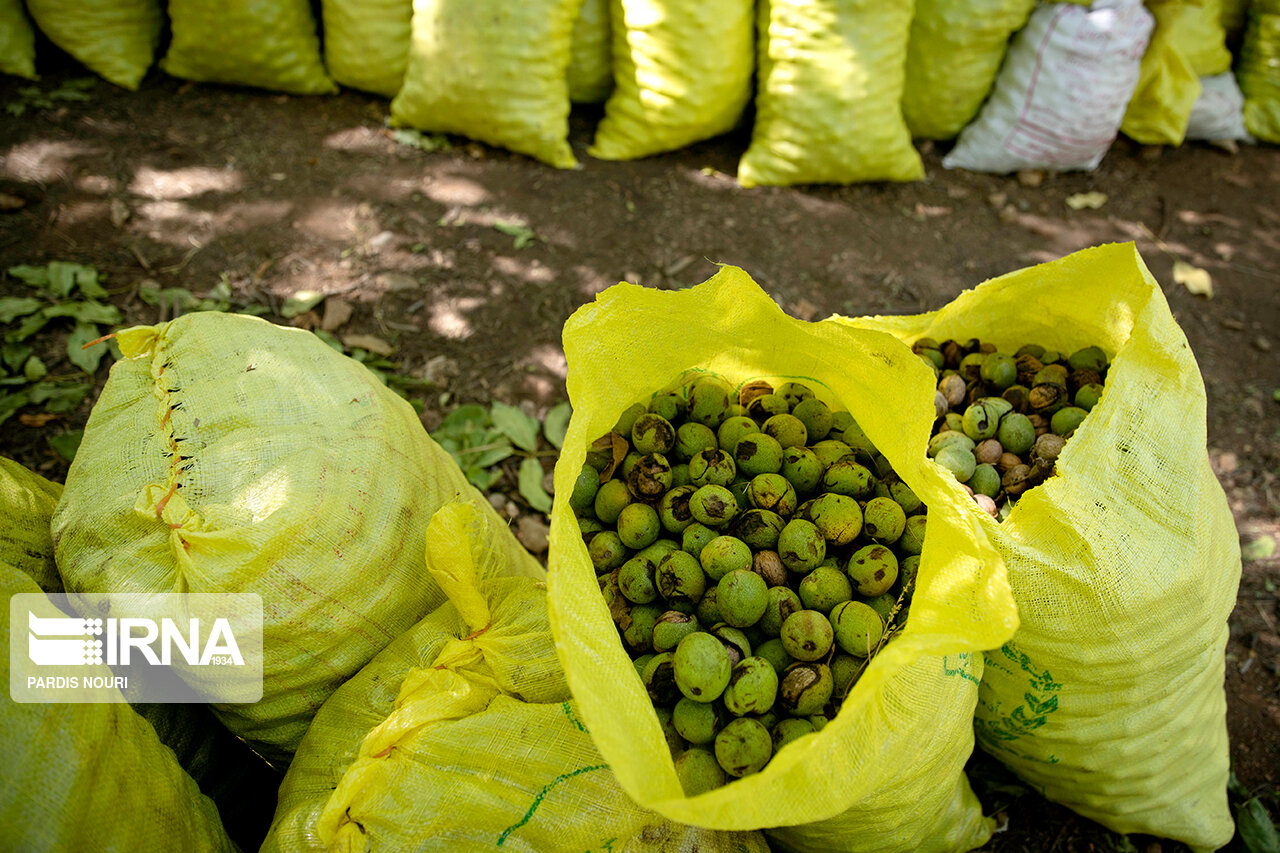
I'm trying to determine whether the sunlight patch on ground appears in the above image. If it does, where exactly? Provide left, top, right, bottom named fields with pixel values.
left=76, top=174, right=118, bottom=194
left=56, top=200, right=109, bottom=225
left=130, top=165, right=244, bottom=200
left=1, top=139, right=103, bottom=182
left=294, top=200, right=367, bottom=242
left=323, top=127, right=391, bottom=156
left=427, top=296, right=483, bottom=340
left=135, top=199, right=293, bottom=247
left=422, top=175, right=489, bottom=206
left=524, top=344, right=568, bottom=379
left=491, top=255, right=555, bottom=283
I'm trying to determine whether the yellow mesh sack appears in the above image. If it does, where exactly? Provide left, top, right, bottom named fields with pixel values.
left=840, top=243, right=1238, bottom=850
left=1173, top=0, right=1232, bottom=75
left=25, top=0, right=160, bottom=89
left=901, top=0, right=1036, bottom=141
left=161, top=0, right=337, bottom=95
left=266, top=503, right=771, bottom=853
left=0, top=566, right=237, bottom=851
left=390, top=0, right=583, bottom=169
left=1239, top=0, right=1280, bottom=143
left=0, top=0, right=37, bottom=80
left=0, top=457, right=62, bottom=593
left=738, top=0, right=923, bottom=188
left=549, top=266, right=1018, bottom=851
left=589, top=0, right=754, bottom=160
left=322, top=0, right=413, bottom=97
left=568, top=0, right=613, bottom=104
left=1121, top=0, right=1204, bottom=145
left=52, top=312, right=543, bottom=764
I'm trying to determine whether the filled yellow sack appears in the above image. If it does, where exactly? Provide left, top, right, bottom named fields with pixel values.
left=1173, top=0, right=1232, bottom=75
left=1, top=457, right=62, bottom=593
left=265, top=502, right=771, bottom=853
left=0, top=565, right=237, bottom=851
left=391, top=0, right=583, bottom=168
left=25, top=0, right=160, bottom=89
left=161, top=0, right=337, bottom=95
left=0, top=0, right=37, bottom=80
left=568, top=0, right=613, bottom=103
left=1121, top=0, right=1204, bottom=145
left=322, top=0, right=413, bottom=97
left=1239, top=0, right=1280, bottom=142
left=902, top=0, right=1036, bottom=141
left=739, top=0, right=923, bottom=187
left=590, top=0, right=754, bottom=160
left=549, top=267, right=1018, bottom=851
left=842, top=243, right=1238, bottom=850
left=52, top=312, right=543, bottom=764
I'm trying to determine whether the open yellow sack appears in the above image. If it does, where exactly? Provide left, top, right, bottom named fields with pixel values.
left=0, top=565, right=237, bottom=851
left=902, top=0, right=1036, bottom=141
left=266, top=502, right=771, bottom=853
left=1239, top=0, right=1280, bottom=143
left=590, top=0, right=754, bottom=160
left=549, top=266, right=1018, bottom=851
left=391, top=0, right=583, bottom=168
left=25, top=0, right=160, bottom=89
left=162, top=0, right=336, bottom=95
left=738, top=0, right=923, bottom=186
left=1, top=457, right=62, bottom=594
left=322, top=0, right=413, bottom=97
left=568, top=0, right=613, bottom=104
left=0, top=0, right=37, bottom=80
left=52, top=312, right=543, bottom=764
left=841, top=243, right=1238, bottom=850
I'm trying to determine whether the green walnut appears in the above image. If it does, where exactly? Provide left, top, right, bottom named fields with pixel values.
left=675, top=748, right=727, bottom=796
left=778, top=662, right=833, bottom=717
left=830, top=653, right=861, bottom=699
left=1074, top=382, right=1104, bottom=411
left=747, top=473, right=798, bottom=517
left=658, top=485, right=697, bottom=534
left=822, top=457, right=875, bottom=498
left=935, top=445, right=976, bottom=483
left=755, top=637, right=795, bottom=675
left=981, top=353, right=1017, bottom=391
left=961, top=401, right=1000, bottom=442
left=689, top=484, right=739, bottom=528
left=673, top=631, right=732, bottom=703
left=996, top=412, right=1035, bottom=455
left=781, top=446, right=823, bottom=494
left=791, top=397, right=833, bottom=442
left=1051, top=406, right=1088, bottom=436
left=798, top=566, right=854, bottom=614
left=776, top=381, right=815, bottom=409
left=1067, top=345, right=1107, bottom=373
left=700, top=535, right=753, bottom=582
left=622, top=604, right=662, bottom=653
left=617, top=502, right=661, bottom=550
left=687, top=376, right=735, bottom=428
left=968, top=463, right=1001, bottom=499
left=898, top=515, right=927, bottom=556
left=762, top=413, right=808, bottom=450
left=673, top=697, right=723, bottom=745
left=714, top=717, right=773, bottom=777
left=830, top=600, right=885, bottom=657
left=846, top=544, right=899, bottom=596
left=688, top=448, right=737, bottom=488
left=618, top=554, right=658, bottom=604
left=653, top=611, right=701, bottom=654
left=810, top=439, right=853, bottom=469
left=672, top=421, right=717, bottom=461
left=841, top=421, right=878, bottom=459
left=722, top=656, right=780, bottom=716
left=777, top=519, right=826, bottom=573
left=746, top=393, right=789, bottom=421
left=682, top=522, right=718, bottom=558
left=779, top=610, right=834, bottom=661
left=716, top=569, right=769, bottom=628
left=613, top=402, right=647, bottom=438
left=861, top=497, right=907, bottom=544
left=804, top=492, right=863, bottom=546
left=695, top=586, right=723, bottom=627
left=710, top=623, right=753, bottom=667
left=570, top=464, right=601, bottom=515
left=594, top=478, right=632, bottom=525
left=648, top=392, right=685, bottom=423
left=656, top=550, right=707, bottom=603
left=642, top=652, right=681, bottom=706
left=771, top=718, right=815, bottom=754
left=717, top=415, right=760, bottom=456
left=734, top=433, right=785, bottom=477
left=889, top=480, right=922, bottom=514
left=632, top=413, right=676, bottom=455
left=758, top=586, right=803, bottom=636
left=589, top=531, right=630, bottom=573
left=729, top=508, right=786, bottom=551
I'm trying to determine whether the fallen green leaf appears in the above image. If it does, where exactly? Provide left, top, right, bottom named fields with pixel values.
left=49, top=430, right=84, bottom=463
left=7, top=264, right=50, bottom=287
left=22, top=355, right=46, bottom=382
left=1242, top=535, right=1277, bottom=562
left=491, top=401, right=540, bottom=452
left=0, top=297, right=43, bottom=323
left=493, top=220, right=537, bottom=250
left=440, top=404, right=490, bottom=434
left=6, top=308, right=53, bottom=342
left=1237, top=797, right=1280, bottom=853
left=43, top=300, right=121, bottom=326
left=0, top=390, right=30, bottom=427
left=313, top=329, right=344, bottom=351
left=392, top=128, right=452, bottom=152
left=544, top=401, right=572, bottom=450
left=281, top=290, right=326, bottom=318
left=2, top=342, right=32, bottom=371
left=29, top=381, right=91, bottom=414
left=66, top=322, right=105, bottom=373
left=518, top=457, right=553, bottom=513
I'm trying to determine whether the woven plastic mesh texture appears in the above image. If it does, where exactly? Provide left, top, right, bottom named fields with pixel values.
left=0, top=0, right=37, bottom=80
left=322, top=0, right=412, bottom=97
left=1120, top=0, right=1203, bottom=146
left=568, top=0, right=613, bottom=104
left=24, top=0, right=160, bottom=89
left=843, top=243, right=1238, bottom=850
left=548, top=265, right=1018, bottom=850
left=0, top=457, right=62, bottom=594
left=0, top=566, right=236, bottom=852
left=1239, top=0, right=1280, bottom=142
left=738, top=0, right=924, bottom=187
left=902, top=0, right=1035, bottom=141
left=589, top=0, right=754, bottom=160
left=51, top=312, right=543, bottom=764
left=391, top=0, right=584, bottom=169
left=161, top=0, right=336, bottom=95
left=265, top=503, right=772, bottom=853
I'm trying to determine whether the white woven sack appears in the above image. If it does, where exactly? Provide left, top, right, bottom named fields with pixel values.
left=1185, top=72, right=1252, bottom=141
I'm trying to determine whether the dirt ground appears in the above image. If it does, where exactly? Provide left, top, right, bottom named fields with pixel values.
left=1, top=67, right=1277, bottom=851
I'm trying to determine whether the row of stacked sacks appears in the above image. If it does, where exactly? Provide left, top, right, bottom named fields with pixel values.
left=0, top=242, right=1242, bottom=849
left=1, top=0, right=1277, bottom=177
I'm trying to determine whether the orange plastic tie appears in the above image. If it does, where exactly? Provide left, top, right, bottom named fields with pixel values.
left=154, top=481, right=180, bottom=521
left=461, top=623, right=492, bottom=642
left=80, top=332, right=116, bottom=350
